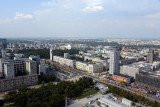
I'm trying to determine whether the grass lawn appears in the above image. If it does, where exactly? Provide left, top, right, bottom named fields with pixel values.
left=75, top=88, right=98, bottom=99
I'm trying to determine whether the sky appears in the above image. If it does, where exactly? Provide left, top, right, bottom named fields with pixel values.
left=1, top=0, right=160, bottom=39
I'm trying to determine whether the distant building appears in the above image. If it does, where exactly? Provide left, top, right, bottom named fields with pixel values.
left=76, top=61, right=103, bottom=73
left=121, top=62, right=151, bottom=79
left=50, top=47, right=57, bottom=61
left=109, top=51, right=120, bottom=75
left=4, top=62, right=14, bottom=78
left=147, top=49, right=154, bottom=63
left=25, top=60, right=37, bottom=75
left=147, top=49, right=159, bottom=63
left=53, top=56, right=76, bottom=67
left=64, top=53, right=70, bottom=59
left=0, top=39, right=7, bottom=58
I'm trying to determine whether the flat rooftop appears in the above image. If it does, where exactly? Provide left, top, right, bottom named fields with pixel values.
left=113, top=74, right=133, bottom=79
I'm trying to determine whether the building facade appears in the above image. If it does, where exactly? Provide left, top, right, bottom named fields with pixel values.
left=76, top=61, right=103, bottom=73
left=112, top=74, right=133, bottom=84
left=53, top=56, right=76, bottom=67
left=135, top=73, right=160, bottom=88
left=0, top=75, right=38, bottom=92
left=4, top=62, right=15, bottom=78
left=25, top=60, right=37, bottom=75
left=109, top=51, right=120, bottom=75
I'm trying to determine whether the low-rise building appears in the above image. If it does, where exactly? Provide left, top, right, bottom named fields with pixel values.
left=76, top=61, right=103, bottom=73
left=99, top=96, right=125, bottom=107
left=53, top=56, right=76, bottom=67
left=135, top=72, right=160, bottom=88
left=112, top=74, right=133, bottom=83
left=122, top=98, right=133, bottom=107
left=121, top=62, right=152, bottom=79
left=0, top=75, right=38, bottom=92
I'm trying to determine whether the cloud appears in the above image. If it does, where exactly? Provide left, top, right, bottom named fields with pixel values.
left=14, top=13, right=33, bottom=20
left=140, top=13, right=160, bottom=19
left=0, top=18, right=12, bottom=24
left=0, top=13, right=33, bottom=24
left=82, top=0, right=104, bottom=12
left=41, top=0, right=57, bottom=7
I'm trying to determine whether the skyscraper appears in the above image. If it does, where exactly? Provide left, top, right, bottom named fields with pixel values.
left=50, top=46, right=57, bottom=61
left=0, top=39, right=7, bottom=58
left=147, top=49, right=154, bottom=63
left=109, top=50, right=120, bottom=75
left=147, top=49, right=159, bottom=63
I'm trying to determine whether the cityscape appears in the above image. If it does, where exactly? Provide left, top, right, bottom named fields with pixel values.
left=0, top=38, right=159, bottom=107
left=1, top=0, right=160, bottom=107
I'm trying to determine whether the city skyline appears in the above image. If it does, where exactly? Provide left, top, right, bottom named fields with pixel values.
left=1, top=0, right=160, bottom=38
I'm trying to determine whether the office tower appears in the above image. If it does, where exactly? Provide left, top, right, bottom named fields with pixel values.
left=0, top=39, right=7, bottom=58
left=4, top=62, right=15, bottom=78
left=50, top=46, right=57, bottom=61
left=147, top=49, right=154, bottom=63
left=109, top=50, right=120, bottom=75
left=25, top=60, right=37, bottom=75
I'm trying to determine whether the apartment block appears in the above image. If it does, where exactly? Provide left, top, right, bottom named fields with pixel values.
left=25, top=60, right=37, bottom=75
left=4, top=62, right=15, bottom=78
left=76, top=61, right=103, bottom=73
left=53, top=56, right=76, bottom=67
left=0, top=75, right=38, bottom=92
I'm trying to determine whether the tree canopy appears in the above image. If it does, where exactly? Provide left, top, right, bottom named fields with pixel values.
left=3, top=77, right=95, bottom=107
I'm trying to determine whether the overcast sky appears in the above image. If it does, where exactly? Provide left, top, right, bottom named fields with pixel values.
left=1, top=0, right=160, bottom=39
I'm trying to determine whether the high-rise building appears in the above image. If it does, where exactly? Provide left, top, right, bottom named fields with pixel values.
left=39, top=64, right=46, bottom=74
left=147, top=49, right=159, bottom=63
left=13, top=59, right=25, bottom=76
left=50, top=46, right=57, bottom=61
left=4, top=62, right=15, bottom=78
left=109, top=51, right=120, bottom=75
left=29, top=55, right=40, bottom=65
left=25, top=60, right=37, bottom=75
left=0, top=39, right=7, bottom=58
left=0, top=58, right=25, bottom=77
left=147, top=49, right=154, bottom=63
left=29, top=55, right=40, bottom=74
